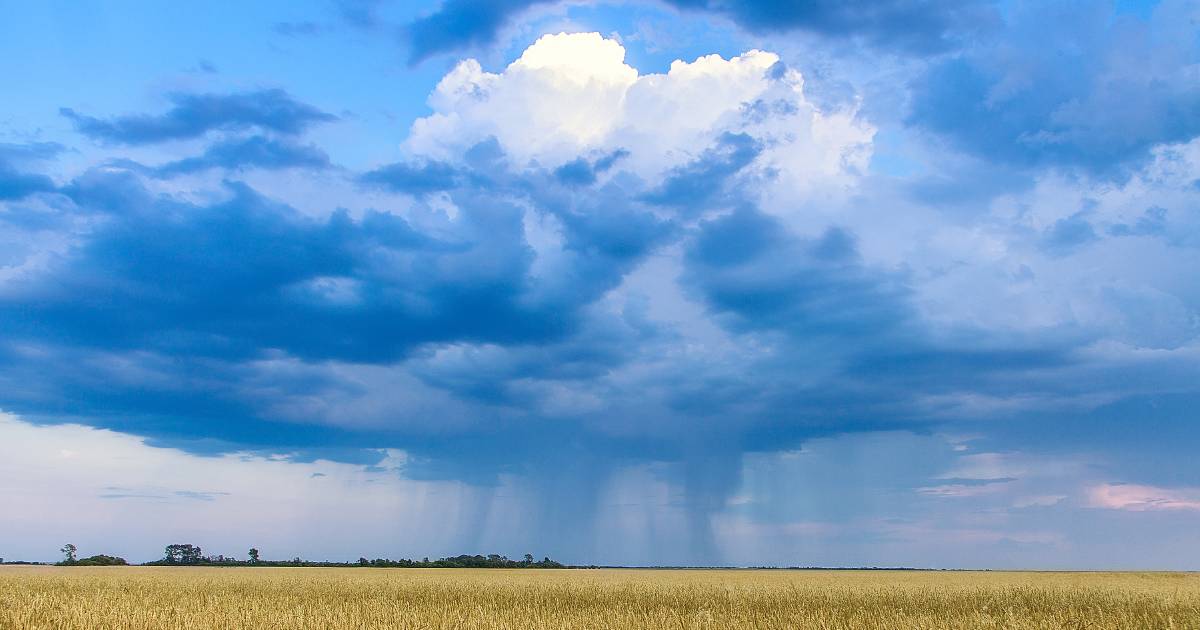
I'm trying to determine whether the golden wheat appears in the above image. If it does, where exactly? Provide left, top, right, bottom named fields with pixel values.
left=1, top=566, right=1198, bottom=629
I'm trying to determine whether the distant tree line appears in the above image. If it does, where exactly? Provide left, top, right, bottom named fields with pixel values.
left=3, top=548, right=925, bottom=571
left=4, top=543, right=569, bottom=568
left=133, top=544, right=565, bottom=568
left=356, top=554, right=564, bottom=569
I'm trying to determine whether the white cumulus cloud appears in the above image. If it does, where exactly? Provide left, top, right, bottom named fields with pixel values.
left=406, top=32, right=873, bottom=191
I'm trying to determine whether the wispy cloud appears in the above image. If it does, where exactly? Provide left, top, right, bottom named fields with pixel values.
left=917, top=477, right=1017, bottom=498
left=1087, top=484, right=1200, bottom=512
left=61, top=90, right=336, bottom=145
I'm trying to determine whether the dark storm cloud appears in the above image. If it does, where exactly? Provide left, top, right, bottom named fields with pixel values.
left=0, top=122, right=1079, bottom=480
left=60, top=89, right=337, bottom=145
left=0, top=139, right=676, bottom=460
left=2, top=172, right=561, bottom=364
left=684, top=207, right=909, bottom=339
left=682, top=206, right=1075, bottom=423
left=2, top=60, right=1194, bottom=564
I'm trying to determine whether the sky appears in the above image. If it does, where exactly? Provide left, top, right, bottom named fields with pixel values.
left=0, top=0, right=1198, bottom=569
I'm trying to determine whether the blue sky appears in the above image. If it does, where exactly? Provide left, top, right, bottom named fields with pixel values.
left=1, top=0, right=1198, bottom=568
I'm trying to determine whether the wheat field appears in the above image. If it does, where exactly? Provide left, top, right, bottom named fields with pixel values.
left=1, top=566, right=1198, bottom=629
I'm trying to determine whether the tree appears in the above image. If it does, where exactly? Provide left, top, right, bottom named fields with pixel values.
left=524, top=553, right=534, bottom=565
left=60, top=544, right=77, bottom=563
left=248, top=548, right=260, bottom=563
left=164, top=544, right=203, bottom=564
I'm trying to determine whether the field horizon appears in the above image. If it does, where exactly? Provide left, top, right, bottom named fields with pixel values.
left=8, top=560, right=1199, bottom=572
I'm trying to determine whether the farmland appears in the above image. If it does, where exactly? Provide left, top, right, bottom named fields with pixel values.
left=1, top=566, right=1197, bottom=629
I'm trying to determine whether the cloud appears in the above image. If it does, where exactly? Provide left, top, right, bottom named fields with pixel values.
left=405, top=32, right=870, bottom=187
left=0, top=163, right=56, bottom=200
left=173, top=490, right=232, bottom=501
left=552, top=149, right=628, bottom=186
left=917, top=477, right=1017, bottom=497
left=1088, top=483, right=1200, bottom=512
left=642, top=132, right=760, bottom=212
left=676, top=204, right=1074, bottom=450
left=336, top=0, right=386, bottom=29
left=683, top=208, right=910, bottom=339
left=402, top=0, right=995, bottom=63
left=0, top=40, right=878, bottom=546
left=1108, top=206, right=1168, bottom=238
left=97, top=488, right=231, bottom=502
left=0, top=142, right=65, bottom=162
left=99, top=492, right=168, bottom=500
left=0, top=142, right=63, bottom=200
left=0, top=146, right=674, bottom=453
left=899, top=136, right=1200, bottom=357
left=406, top=0, right=557, bottom=64
left=3, top=173, right=557, bottom=366
left=4, top=36, right=1192, bottom=474
left=908, top=0, right=1200, bottom=173
left=5, top=29, right=1200, bottom=568
left=60, top=89, right=336, bottom=145
left=0, top=35, right=1123, bottom=557
left=663, top=0, right=995, bottom=53
left=150, top=136, right=331, bottom=176
left=358, top=159, right=461, bottom=194
left=407, top=32, right=641, bottom=165
left=1041, top=211, right=1098, bottom=254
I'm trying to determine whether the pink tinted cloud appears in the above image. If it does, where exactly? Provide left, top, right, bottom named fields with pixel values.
left=1087, top=483, right=1200, bottom=512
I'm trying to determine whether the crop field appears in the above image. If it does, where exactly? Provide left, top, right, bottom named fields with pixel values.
left=1, top=566, right=1198, bottom=629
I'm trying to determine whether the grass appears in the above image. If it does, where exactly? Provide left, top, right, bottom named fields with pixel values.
left=1, top=566, right=1198, bottom=629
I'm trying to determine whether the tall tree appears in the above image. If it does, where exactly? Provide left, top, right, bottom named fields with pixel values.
left=60, top=544, right=77, bottom=563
